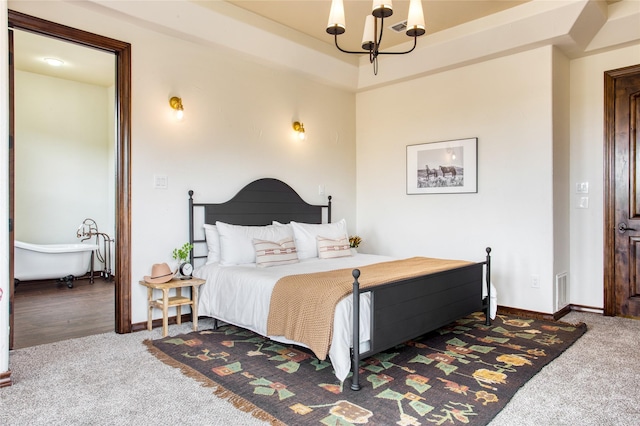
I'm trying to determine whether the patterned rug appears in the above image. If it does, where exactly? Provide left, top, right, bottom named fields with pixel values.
left=146, top=312, right=586, bottom=425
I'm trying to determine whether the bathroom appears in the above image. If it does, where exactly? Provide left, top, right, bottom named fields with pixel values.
left=12, top=29, right=116, bottom=348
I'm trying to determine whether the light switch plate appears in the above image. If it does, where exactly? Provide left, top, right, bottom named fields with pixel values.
left=154, top=174, right=168, bottom=189
left=576, top=182, right=589, bottom=193
left=578, top=196, right=589, bottom=209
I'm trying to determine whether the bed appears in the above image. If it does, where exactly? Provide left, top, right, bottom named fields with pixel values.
left=188, top=178, right=494, bottom=390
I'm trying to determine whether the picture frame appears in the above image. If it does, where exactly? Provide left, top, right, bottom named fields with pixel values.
left=406, top=137, right=478, bottom=194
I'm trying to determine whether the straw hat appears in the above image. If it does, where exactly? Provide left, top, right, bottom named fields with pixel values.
left=144, top=263, right=176, bottom=284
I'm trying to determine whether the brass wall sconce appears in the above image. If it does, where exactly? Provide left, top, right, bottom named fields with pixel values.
left=169, top=96, right=184, bottom=120
left=293, top=121, right=306, bottom=140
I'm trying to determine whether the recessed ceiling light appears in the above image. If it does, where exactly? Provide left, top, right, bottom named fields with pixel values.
left=44, top=58, right=64, bottom=67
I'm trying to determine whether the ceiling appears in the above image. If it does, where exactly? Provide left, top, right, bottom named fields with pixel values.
left=224, top=0, right=530, bottom=52
left=13, top=29, right=115, bottom=87
left=12, top=0, right=621, bottom=87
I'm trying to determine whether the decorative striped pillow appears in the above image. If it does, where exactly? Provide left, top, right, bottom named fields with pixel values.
left=317, top=236, right=352, bottom=259
left=253, top=237, right=299, bottom=268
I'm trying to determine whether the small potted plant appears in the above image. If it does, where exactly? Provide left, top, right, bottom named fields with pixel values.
left=349, top=235, right=361, bottom=255
left=172, top=242, right=194, bottom=278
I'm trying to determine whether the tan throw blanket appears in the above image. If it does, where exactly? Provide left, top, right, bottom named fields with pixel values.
left=266, top=257, right=474, bottom=360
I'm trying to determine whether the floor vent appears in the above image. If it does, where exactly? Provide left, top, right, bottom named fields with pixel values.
left=555, top=273, right=569, bottom=312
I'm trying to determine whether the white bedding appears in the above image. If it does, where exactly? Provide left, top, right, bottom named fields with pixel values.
left=194, top=253, right=497, bottom=382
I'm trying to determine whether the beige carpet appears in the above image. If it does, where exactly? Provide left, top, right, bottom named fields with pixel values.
left=1, top=312, right=639, bottom=425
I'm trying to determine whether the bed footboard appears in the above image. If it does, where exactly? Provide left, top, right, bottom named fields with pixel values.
left=350, top=247, right=492, bottom=391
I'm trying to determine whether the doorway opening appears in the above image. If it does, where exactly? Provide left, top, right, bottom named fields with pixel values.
left=8, top=10, right=132, bottom=349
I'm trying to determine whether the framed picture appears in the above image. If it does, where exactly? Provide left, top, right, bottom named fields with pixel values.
left=406, top=137, right=478, bottom=194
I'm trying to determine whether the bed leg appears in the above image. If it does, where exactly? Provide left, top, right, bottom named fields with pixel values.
left=351, top=269, right=361, bottom=391
left=485, top=247, right=492, bottom=326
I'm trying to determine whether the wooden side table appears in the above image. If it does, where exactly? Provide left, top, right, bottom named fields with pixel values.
left=139, top=277, right=206, bottom=337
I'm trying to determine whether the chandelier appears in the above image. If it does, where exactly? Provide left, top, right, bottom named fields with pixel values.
left=326, top=0, right=426, bottom=75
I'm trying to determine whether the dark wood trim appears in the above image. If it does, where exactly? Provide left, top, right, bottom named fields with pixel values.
left=496, top=305, right=561, bottom=321
left=8, top=10, right=127, bottom=53
left=0, top=370, right=12, bottom=388
left=135, top=305, right=598, bottom=336
left=603, top=69, right=615, bottom=316
left=8, top=21, right=15, bottom=354
left=603, top=64, right=640, bottom=317
left=497, top=304, right=604, bottom=322
left=8, top=10, right=132, bottom=336
left=131, top=314, right=194, bottom=333
left=115, top=33, right=133, bottom=334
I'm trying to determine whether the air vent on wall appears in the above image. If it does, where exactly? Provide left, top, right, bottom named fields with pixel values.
left=390, top=20, right=408, bottom=33
left=554, top=273, right=569, bottom=312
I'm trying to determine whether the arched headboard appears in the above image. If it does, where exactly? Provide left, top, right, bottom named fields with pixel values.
left=188, top=178, right=332, bottom=264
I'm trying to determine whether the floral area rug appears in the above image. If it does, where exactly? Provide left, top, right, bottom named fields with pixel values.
left=146, top=312, right=586, bottom=425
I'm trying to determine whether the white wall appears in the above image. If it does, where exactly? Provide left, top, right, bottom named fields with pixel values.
left=356, top=47, right=556, bottom=313
left=127, top=20, right=356, bottom=324
left=14, top=71, right=111, bottom=245
left=8, top=1, right=357, bottom=326
left=569, top=43, right=640, bottom=309
left=552, top=47, right=571, bottom=311
left=356, top=41, right=640, bottom=314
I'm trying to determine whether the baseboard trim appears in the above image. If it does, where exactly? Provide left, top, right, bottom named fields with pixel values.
left=133, top=305, right=606, bottom=334
left=497, top=304, right=604, bottom=321
left=0, top=370, right=12, bottom=387
left=568, top=304, right=604, bottom=314
left=131, top=314, right=192, bottom=333
left=497, top=305, right=560, bottom=321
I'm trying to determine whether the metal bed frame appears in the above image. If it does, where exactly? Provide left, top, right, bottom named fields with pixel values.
left=188, top=178, right=491, bottom=391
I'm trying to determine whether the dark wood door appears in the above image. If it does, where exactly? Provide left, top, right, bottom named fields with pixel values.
left=605, top=64, right=640, bottom=318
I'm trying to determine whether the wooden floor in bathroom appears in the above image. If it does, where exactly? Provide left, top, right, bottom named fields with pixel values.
left=13, top=276, right=114, bottom=349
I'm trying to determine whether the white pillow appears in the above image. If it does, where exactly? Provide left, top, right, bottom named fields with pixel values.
left=203, top=224, right=220, bottom=264
left=253, top=237, right=299, bottom=268
left=291, top=219, right=348, bottom=260
left=317, top=236, right=352, bottom=259
left=216, top=221, right=294, bottom=265
left=271, top=221, right=293, bottom=234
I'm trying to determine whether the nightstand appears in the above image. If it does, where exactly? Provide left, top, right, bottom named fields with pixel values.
left=139, top=277, right=206, bottom=337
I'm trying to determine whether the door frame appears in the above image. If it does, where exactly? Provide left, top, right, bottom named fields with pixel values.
left=8, top=10, right=132, bottom=343
left=603, top=63, right=640, bottom=316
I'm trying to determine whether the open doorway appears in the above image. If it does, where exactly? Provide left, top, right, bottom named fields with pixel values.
left=12, top=29, right=115, bottom=348
left=8, top=10, right=132, bottom=349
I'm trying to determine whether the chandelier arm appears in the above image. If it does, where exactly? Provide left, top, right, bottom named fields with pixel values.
left=333, top=34, right=369, bottom=55
left=377, top=37, right=418, bottom=55
left=376, top=17, right=384, bottom=50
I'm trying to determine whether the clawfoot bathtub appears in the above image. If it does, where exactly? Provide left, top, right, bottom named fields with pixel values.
left=14, top=240, right=98, bottom=288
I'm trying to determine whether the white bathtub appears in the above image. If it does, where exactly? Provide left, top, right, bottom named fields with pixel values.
left=14, top=240, right=98, bottom=282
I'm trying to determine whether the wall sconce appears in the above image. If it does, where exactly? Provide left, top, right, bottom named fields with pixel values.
left=169, top=96, right=184, bottom=120
left=293, top=121, right=306, bottom=140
